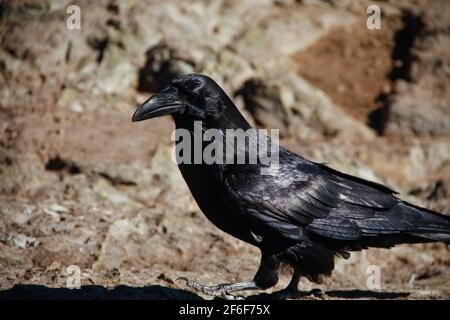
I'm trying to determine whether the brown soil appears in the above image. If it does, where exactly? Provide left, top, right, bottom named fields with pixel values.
left=294, top=17, right=401, bottom=122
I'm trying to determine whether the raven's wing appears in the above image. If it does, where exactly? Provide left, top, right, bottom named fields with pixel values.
left=221, top=157, right=416, bottom=243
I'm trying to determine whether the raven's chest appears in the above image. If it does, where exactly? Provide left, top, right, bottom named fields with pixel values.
left=177, top=163, right=254, bottom=244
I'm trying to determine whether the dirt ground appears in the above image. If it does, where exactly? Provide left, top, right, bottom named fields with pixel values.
left=0, top=0, right=449, bottom=300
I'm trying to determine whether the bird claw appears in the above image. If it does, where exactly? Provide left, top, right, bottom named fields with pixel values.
left=176, top=276, right=243, bottom=300
left=175, top=276, right=190, bottom=285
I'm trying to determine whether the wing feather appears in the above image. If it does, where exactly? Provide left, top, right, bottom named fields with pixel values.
left=222, top=158, right=402, bottom=242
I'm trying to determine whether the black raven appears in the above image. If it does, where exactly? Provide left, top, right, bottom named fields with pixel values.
left=132, top=74, right=450, bottom=297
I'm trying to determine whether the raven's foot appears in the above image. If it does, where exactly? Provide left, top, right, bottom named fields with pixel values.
left=271, top=271, right=324, bottom=300
left=176, top=277, right=258, bottom=299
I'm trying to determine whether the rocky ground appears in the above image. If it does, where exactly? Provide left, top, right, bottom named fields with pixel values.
left=0, top=0, right=449, bottom=299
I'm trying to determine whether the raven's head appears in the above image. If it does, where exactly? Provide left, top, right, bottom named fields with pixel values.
left=132, top=74, right=231, bottom=123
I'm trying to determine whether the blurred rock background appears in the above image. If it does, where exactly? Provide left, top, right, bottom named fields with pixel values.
left=0, top=0, right=449, bottom=299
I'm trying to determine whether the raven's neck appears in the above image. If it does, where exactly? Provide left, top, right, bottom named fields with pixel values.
left=171, top=103, right=282, bottom=179
left=172, top=104, right=258, bottom=175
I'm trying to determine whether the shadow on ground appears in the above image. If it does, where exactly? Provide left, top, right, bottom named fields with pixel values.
left=0, top=284, right=203, bottom=300
left=0, top=284, right=410, bottom=300
left=250, top=289, right=410, bottom=300
left=325, top=290, right=410, bottom=299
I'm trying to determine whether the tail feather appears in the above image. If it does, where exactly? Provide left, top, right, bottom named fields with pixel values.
left=399, top=202, right=450, bottom=243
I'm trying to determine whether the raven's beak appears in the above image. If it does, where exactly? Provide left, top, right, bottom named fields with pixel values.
left=132, top=88, right=184, bottom=122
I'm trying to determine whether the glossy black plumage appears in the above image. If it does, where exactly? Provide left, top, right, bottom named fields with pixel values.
left=132, top=74, right=450, bottom=294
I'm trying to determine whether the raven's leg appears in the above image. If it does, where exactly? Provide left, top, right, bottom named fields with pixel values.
left=253, top=252, right=281, bottom=289
left=271, top=270, right=301, bottom=299
left=273, top=270, right=324, bottom=299
left=285, top=270, right=301, bottom=291
left=177, top=252, right=280, bottom=298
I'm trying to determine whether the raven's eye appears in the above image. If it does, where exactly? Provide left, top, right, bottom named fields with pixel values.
left=180, top=86, right=202, bottom=104
left=183, top=79, right=202, bottom=92
left=177, top=86, right=198, bottom=102
left=186, top=91, right=202, bottom=105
